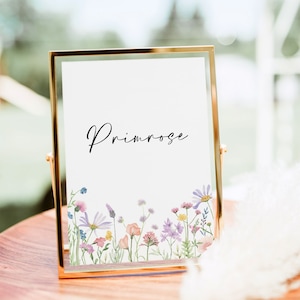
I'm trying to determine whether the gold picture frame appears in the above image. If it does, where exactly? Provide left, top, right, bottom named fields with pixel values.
left=47, top=45, right=223, bottom=278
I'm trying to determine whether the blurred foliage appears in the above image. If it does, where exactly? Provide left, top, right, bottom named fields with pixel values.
left=0, top=0, right=125, bottom=98
left=281, top=8, right=300, bottom=57
left=148, top=2, right=256, bottom=60
left=0, top=0, right=299, bottom=99
left=272, top=0, right=300, bottom=57
left=0, top=0, right=71, bottom=97
left=0, top=0, right=37, bottom=47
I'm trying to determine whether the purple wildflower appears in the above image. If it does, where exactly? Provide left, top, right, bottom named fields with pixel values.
left=79, top=212, right=111, bottom=232
left=152, top=224, right=158, bottom=230
left=138, top=199, right=146, bottom=206
left=193, top=184, right=212, bottom=209
left=161, top=218, right=182, bottom=242
left=140, top=215, right=147, bottom=222
left=163, top=218, right=172, bottom=230
left=148, top=208, right=154, bottom=214
left=175, top=222, right=184, bottom=234
left=106, top=203, right=116, bottom=218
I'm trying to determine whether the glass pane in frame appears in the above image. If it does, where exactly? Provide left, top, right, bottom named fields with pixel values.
left=48, top=46, right=222, bottom=278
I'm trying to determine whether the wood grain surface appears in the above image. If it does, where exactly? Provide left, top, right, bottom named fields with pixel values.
left=0, top=202, right=299, bottom=300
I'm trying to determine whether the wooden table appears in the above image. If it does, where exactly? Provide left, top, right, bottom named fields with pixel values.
left=0, top=203, right=299, bottom=300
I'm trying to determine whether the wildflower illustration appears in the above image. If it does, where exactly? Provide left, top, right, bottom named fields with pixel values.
left=141, top=231, right=159, bottom=261
left=116, top=199, right=156, bottom=262
left=67, top=184, right=214, bottom=266
left=158, top=218, right=183, bottom=259
left=105, top=203, right=124, bottom=263
left=125, top=223, right=141, bottom=262
left=67, top=187, right=112, bottom=265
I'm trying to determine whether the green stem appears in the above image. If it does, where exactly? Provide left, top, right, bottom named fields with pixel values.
left=97, top=249, right=102, bottom=263
left=113, top=219, right=117, bottom=245
left=73, top=208, right=80, bottom=265
left=188, top=214, right=198, bottom=227
left=185, top=209, right=189, bottom=242
left=200, top=227, right=213, bottom=235
left=81, top=249, right=86, bottom=264
left=85, top=230, right=93, bottom=244
left=129, top=236, right=133, bottom=262
left=168, top=238, right=174, bottom=259
left=75, top=226, right=80, bottom=265
left=134, top=212, right=149, bottom=261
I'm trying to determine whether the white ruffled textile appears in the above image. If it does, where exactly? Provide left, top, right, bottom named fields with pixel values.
left=181, top=164, right=300, bottom=300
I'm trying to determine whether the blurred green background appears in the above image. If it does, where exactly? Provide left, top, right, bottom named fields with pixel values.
left=0, top=0, right=299, bottom=231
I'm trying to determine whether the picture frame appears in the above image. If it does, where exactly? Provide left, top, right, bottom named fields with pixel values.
left=47, top=45, right=224, bottom=278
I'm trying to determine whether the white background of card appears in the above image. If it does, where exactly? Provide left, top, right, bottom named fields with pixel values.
left=62, top=56, right=212, bottom=229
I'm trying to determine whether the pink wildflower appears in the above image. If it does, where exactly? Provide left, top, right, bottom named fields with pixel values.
left=171, top=207, right=179, bottom=213
left=75, top=200, right=86, bottom=212
left=80, top=243, right=94, bottom=254
left=119, top=235, right=129, bottom=249
left=94, top=237, right=106, bottom=248
left=126, top=223, right=141, bottom=236
left=198, top=236, right=214, bottom=254
left=142, top=231, right=159, bottom=247
left=190, top=225, right=200, bottom=234
left=181, top=202, right=193, bottom=209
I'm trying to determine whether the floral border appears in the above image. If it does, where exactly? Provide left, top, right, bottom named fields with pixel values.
left=67, top=185, right=214, bottom=266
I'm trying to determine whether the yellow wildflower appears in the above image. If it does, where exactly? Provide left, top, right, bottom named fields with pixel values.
left=105, top=230, right=112, bottom=241
left=178, top=214, right=187, bottom=221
